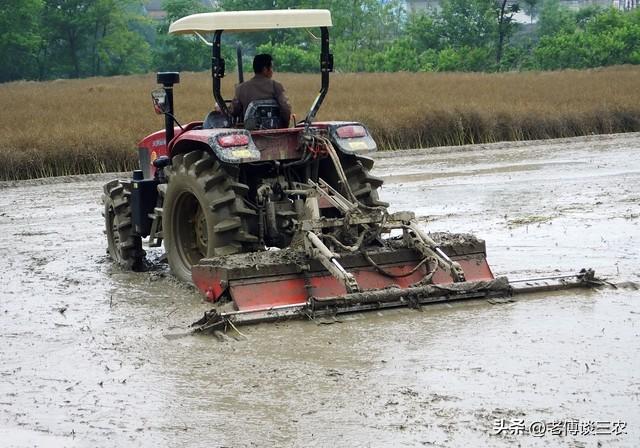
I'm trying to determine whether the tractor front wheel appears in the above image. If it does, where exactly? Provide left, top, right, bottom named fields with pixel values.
left=162, top=150, right=259, bottom=283
left=102, top=179, right=146, bottom=270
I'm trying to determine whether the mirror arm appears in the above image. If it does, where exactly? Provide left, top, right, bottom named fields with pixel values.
left=164, top=112, right=184, bottom=132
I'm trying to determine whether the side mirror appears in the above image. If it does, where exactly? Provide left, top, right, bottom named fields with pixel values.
left=151, top=88, right=168, bottom=115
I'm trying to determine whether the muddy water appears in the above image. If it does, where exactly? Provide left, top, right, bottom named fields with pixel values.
left=1, top=133, right=639, bottom=447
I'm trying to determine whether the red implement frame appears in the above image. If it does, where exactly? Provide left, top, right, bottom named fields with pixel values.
left=192, top=249, right=494, bottom=312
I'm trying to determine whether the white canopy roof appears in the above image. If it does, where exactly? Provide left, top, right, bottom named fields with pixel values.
left=168, top=9, right=332, bottom=35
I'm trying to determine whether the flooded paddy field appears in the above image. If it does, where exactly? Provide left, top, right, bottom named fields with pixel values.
left=0, top=133, right=639, bottom=447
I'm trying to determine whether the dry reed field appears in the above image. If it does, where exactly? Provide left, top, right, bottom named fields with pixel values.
left=2, top=65, right=640, bottom=181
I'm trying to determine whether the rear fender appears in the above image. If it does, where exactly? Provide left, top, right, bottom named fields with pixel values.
left=325, top=121, right=378, bottom=155
left=170, top=129, right=261, bottom=164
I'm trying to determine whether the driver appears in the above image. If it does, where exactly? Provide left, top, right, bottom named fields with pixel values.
left=229, top=54, right=292, bottom=127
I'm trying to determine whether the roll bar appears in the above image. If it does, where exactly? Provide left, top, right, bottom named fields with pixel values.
left=304, top=27, right=333, bottom=126
left=210, top=27, right=333, bottom=125
left=212, top=30, right=228, bottom=117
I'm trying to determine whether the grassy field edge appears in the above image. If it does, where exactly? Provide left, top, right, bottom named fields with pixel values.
left=2, top=66, right=639, bottom=181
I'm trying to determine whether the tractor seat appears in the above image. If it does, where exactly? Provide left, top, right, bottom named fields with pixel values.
left=203, top=110, right=230, bottom=129
left=244, top=99, right=282, bottom=130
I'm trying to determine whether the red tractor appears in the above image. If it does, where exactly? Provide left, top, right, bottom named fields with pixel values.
left=104, top=10, right=386, bottom=279
left=103, top=10, right=595, bottom=330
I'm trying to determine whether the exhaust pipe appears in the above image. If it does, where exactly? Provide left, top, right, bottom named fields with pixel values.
left=156, top=72, right=180, bottom=143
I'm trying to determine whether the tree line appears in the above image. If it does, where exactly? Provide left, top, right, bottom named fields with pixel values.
left=2, top=0, right=640, bottom=83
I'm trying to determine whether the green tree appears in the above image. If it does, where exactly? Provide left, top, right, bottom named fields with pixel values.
left=496, top=0, right=520, bottom=65
left=367, top=37, right=420, bottom=72
left=92, top=0, right=151, bottom=76
left=522, top=0, right=538, bottom=23
left=434, top=46, right=496, bottom=71
left=217, top=0, right=406, bottom=72
left=256, top=42, right=317, bottom=72
left=37, top=0, right=151, bottom=79
left=403, top=0, right=521, bottom=72
left=537, top=0, right=576, bottom=38
left=0, top=0, right=43, bottom=82
left=153, top=0, right=213, bottom=72
left=575, top=5, right=604, bottom=27
left=406, top=12, right=443, bottom=52
left=438, top=0, right=497, bottom=49
left=42, top=0, right=91, bottom=78
left=533, top=7, right=640, bottom=69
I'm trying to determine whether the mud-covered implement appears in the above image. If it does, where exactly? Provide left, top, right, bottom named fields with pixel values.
left=192, top=256, right=598, bottom=332
left=189, top=183, right=600, bottom=332
left=193, top=216, right=490, bottom=304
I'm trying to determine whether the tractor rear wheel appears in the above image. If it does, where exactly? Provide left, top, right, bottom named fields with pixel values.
left=162, top=150, right=259, bottom=283
left=102, top=179, right=146, bottom=270
left=342, top=154, right=388, bottom=207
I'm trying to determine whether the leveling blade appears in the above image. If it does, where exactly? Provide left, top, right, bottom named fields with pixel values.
left=191, top=269, right=600, bottom=333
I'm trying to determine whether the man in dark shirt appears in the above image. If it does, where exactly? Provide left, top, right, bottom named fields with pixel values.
left=229, top=54, right=292, bottom=127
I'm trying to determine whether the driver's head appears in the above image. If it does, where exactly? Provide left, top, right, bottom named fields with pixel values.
left=253, top=54, right=273, bottom=78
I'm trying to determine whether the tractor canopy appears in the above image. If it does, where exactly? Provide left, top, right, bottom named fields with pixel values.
left=166, top=9, right=334, bottom=129
left=168, top=9, right=332, bottom=34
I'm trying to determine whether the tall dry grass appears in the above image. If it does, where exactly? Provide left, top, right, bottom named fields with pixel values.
left=2, top=66, right=640, bottom=180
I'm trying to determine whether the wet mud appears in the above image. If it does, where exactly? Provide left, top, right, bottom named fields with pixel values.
left=1, top=133, right=639, bottom=447
left=198, top=247, right=308, bottom=270
left=197, top=232, right=480, bottom=272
